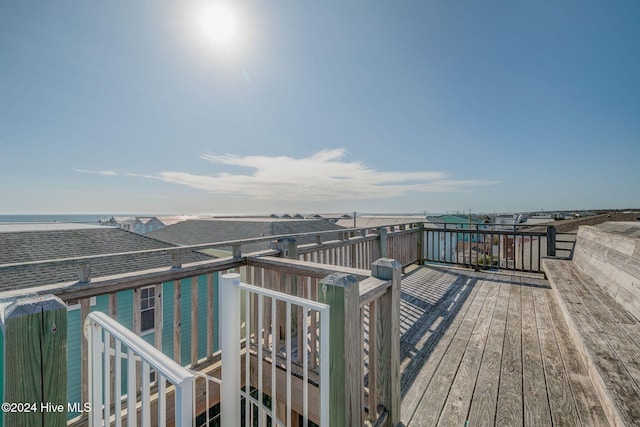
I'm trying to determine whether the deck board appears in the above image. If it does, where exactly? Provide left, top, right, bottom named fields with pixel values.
left=466, top=279, right=510, bottom=425
left=400, top=266, right=610, bottom=427
left=437, top=275, right=498, bottom=426
left=495, top=276, right=523, bottom=426
left=400, top=269, right=482, bottom=423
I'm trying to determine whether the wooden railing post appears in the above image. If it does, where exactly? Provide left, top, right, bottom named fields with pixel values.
left=546, top=225, right=557, bottom=257
left=318, top=273, right=362, bottom=426
left=417, top=222, right=425, bottom=265
left=377, top=227, right=388, bottom=259
left=1, top=295, right=67, bottom=427
left=371, top=258, right=401, bottom=426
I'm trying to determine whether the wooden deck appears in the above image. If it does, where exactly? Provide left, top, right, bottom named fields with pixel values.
left=398, top=265, right=609, bottom=426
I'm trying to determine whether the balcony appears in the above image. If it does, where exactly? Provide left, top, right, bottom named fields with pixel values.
left=1, top=221, right=639, bottom=426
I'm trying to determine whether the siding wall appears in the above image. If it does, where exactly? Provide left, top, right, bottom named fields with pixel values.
left=65, top=273, right=219, bottom=419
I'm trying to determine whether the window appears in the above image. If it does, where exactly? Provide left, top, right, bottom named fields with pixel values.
left=67, top=297, right=96, bottom=311
left=140, top=286, right=156, bottom=334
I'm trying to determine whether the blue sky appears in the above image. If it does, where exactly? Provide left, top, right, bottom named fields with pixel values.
left=1, top=1, right=638, bottom=215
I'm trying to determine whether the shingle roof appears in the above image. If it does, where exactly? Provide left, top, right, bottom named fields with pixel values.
left=147, top=219, right=346, bottom=253
left=0, top=226, right=213, bottom=292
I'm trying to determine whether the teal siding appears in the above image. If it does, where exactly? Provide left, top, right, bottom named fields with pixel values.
left=0, top=274, right=221, bottom=422
left=64, top=273, right=219, bottom=420
left=0, top=331, right=3, bottom=418
left=161, top=274, right=219, bottom=364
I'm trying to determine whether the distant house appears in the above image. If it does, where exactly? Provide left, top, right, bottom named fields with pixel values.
left=107, top=215, right=136, bottom=231
left=107, top=216, right=168, bottom=234
left=318, top=213, right=353, bottom=224
left=0, top=223, right=215, bottom=419
left=133, top=216, right=165, bottom=234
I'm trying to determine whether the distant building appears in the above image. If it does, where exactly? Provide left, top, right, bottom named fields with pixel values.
left=133, top=217, right=165, bottom=234
left=107, top=215, right=181, bottom=234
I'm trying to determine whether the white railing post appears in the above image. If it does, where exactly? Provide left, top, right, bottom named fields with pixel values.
left=88, top=319, right=103, bottom=427
left=220, top=273, right=241, bottom=427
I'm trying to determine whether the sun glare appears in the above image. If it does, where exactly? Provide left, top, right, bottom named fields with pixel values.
left=196, top=3, right=238, bottom=46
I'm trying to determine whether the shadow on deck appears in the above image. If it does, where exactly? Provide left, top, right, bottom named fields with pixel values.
left=397, top=265, right=609, bottom=427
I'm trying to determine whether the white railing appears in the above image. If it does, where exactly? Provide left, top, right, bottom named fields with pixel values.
left=220, top=273, right=331, bottom=427
left=84, top=311, right=195, bottom=427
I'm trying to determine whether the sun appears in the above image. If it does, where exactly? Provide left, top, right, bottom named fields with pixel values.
left=196, top=3, right=238, bottom=46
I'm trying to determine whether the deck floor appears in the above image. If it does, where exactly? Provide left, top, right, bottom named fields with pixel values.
left=398, top=265, right=609, bottom=427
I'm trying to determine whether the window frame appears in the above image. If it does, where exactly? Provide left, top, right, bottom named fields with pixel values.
left=140, top=285, right=157, bottom=336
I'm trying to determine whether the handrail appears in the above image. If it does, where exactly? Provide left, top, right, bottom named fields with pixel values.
left=85, top=311, right=193, bottom=386
left=0, top=222, right=420, bottom=271
left=84, top=311, right=194, bottom=427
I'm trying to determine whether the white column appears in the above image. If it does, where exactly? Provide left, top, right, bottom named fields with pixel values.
left=220, top=273, right=241, bottom=426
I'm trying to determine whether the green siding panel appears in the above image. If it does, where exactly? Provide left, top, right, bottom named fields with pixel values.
left=0, top=274, right=221, bottom=422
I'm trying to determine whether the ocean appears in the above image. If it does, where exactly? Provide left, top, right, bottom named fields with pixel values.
left=0, top=214, right=117, bottom=224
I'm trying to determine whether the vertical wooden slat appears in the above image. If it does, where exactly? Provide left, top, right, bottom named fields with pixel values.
left=368, top=300, right=378, bottom=421
left=154, top=284, right=163, bottom=351
left=361, top=306, right=366, bottom=423
left=191, top=276, right=199, bottom=367
left=109, top=293, right=117, bottom=406
left=133, top=287, right=142, bottom=391
left=310, top=277, right=318, bottom=369
left=276, top=270, right=284, bottom=343
left=81, top=297, right=91, bottom=407
left=174, top=280, right=182, bottom=363
left=297, top=274, right=304, bottom=364
left=207, top=274, right=214, bottom=358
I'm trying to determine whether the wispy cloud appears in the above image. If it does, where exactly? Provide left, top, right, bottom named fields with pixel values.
left=73, top=168, right=118, bottom=176
left=129, top=149, right=499, bottom=201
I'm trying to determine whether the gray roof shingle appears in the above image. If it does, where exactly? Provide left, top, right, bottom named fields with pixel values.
left=0, top=226, right=213, bottom=292
left=147, top=219, right=346, bottom=253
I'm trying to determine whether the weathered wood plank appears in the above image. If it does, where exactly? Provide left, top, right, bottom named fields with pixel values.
left=206, top=273, right=214, bottom=358
left=173, top=280, right=181, bottom=363
left=521, top=283, right=552, bottom=426
left=531, top=282, right=580, bottom=426
left=154, top=284, right=162, bottom=350
left=545, top=257, right=640, bottom=426
left=191, top=276, right=199, bottom=367
left=437, top=276, right=499, bottom=426
left=400, top=272, right=479, bottom=424
left=410, top=276, right=490, bottom=426
left=466, top=280, right=510, bottom=426
left=543, top=284, right=609, bottom=426
left=495, top=279, right=523, bottom=426
left=559, top=264, right=640, bottom=425
left=80, top=297, right=90, bottom=407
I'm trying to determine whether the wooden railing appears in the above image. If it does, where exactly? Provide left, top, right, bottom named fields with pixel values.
left=0, top=225, right=411, bottom=427
left=1, top=219, right=563, bottom=426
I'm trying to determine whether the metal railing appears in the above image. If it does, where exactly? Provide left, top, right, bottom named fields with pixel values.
left=422, top=223, right=553, bottom=273
left=84, top=311, right=195, bottom=427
